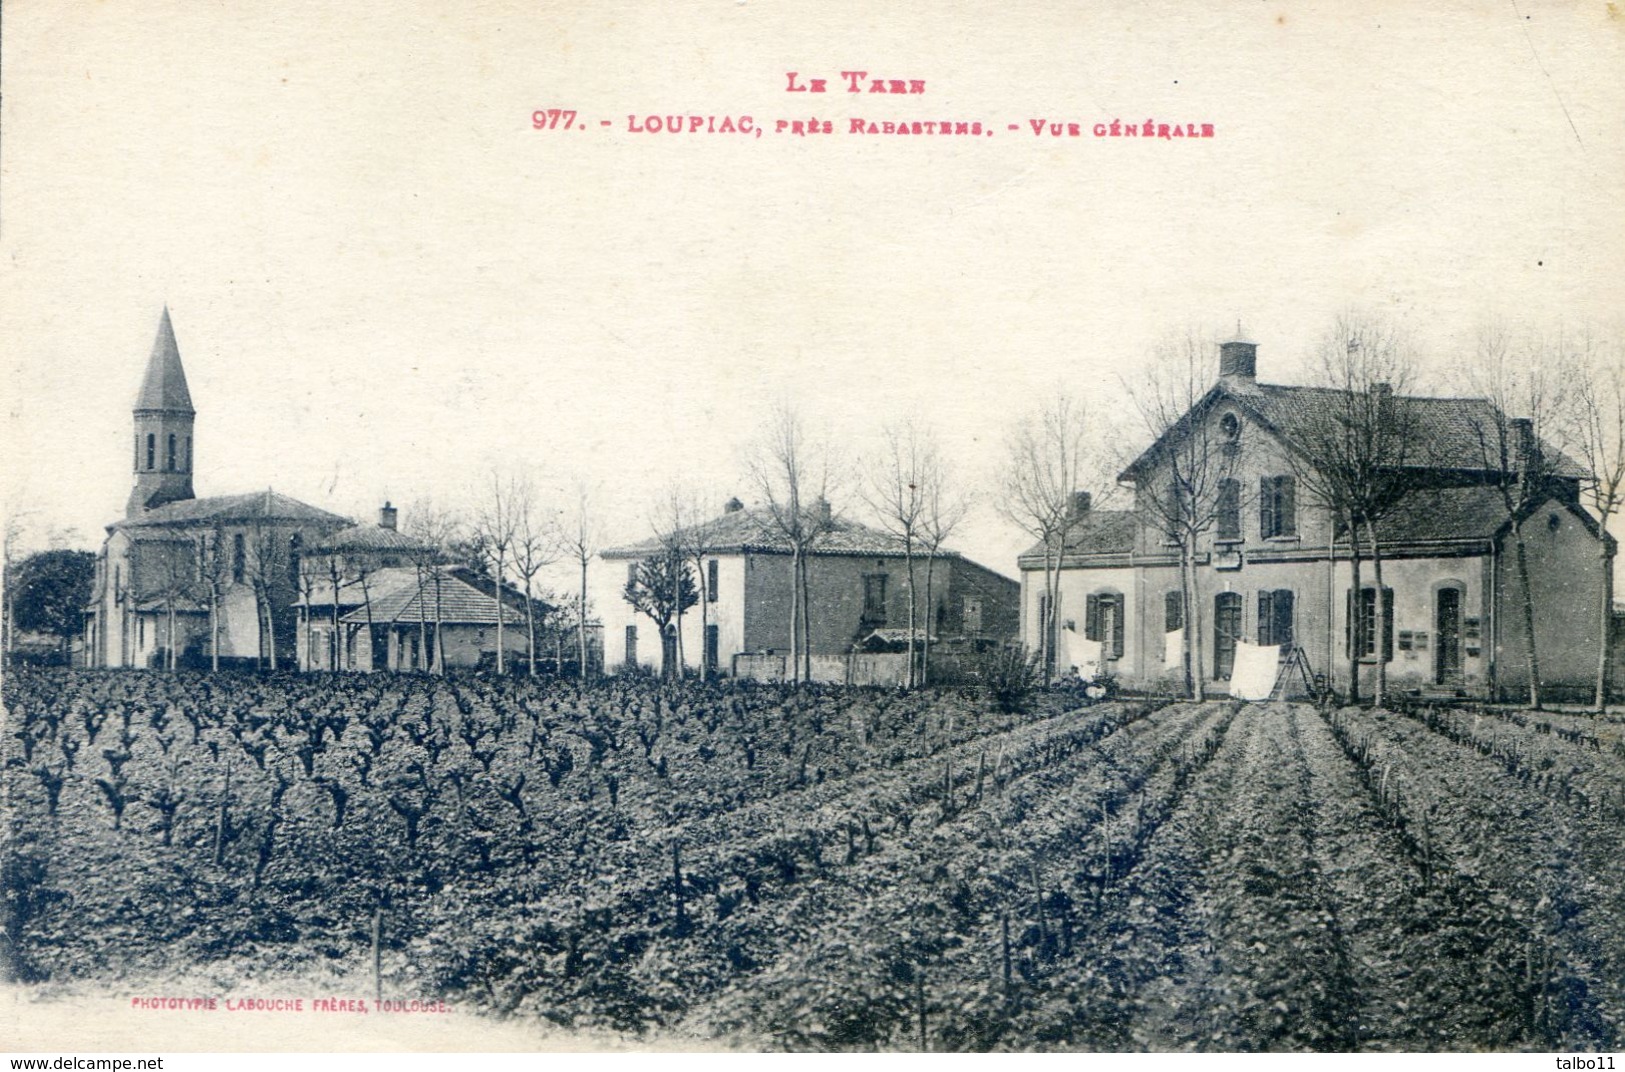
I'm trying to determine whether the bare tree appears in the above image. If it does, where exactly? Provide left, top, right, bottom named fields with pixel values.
left=1463, top=325, right=1572, bottom=710
left=1561, top=328, right=1624, bottom=712
left=747, top=403, right=840, bottom=684
left=198, top=525, right=231, bottom=671
left=146, top=537, right=197, bottom=671
left=473, top=470, right=521, bottom=674
left=1000, top=393, right=1096, bottom=684
left=919, top=450, right=970, bottom=687
left=246, top=514, right=295, bottom=671
left=1121, top=334, right=1238, bottom=700
left=1287, top=315, right=1423, bottom=708
left=652, top=484, right=724, bottom=679
left=554, top=480, right=603, bottom=681
left=863, top=420, right=930, bottom=688
left=404, top=500, right=460, bottom=674
left=510, top=477, right=557, bottom=676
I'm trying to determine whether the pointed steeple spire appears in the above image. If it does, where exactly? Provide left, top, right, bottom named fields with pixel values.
left=134, top=306, right=194, bottom=413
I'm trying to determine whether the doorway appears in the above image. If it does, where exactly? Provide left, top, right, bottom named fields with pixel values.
left=1214, top=592, right=1242, bottom=680
left=1435, top=586, right=1462, bottom=684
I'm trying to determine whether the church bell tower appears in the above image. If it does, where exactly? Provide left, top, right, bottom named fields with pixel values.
left=126, top=307, right=197, bottom=517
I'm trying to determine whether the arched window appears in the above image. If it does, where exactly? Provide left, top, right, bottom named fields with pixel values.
left=166, top=434, right=177, bottom=472
left=184, top=437, right=192, bottom=472
left=146, top=433, right=155, bottom=471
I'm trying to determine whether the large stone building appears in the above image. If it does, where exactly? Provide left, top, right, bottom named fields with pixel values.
left=85, top=310, right=352, bottom=668
left=594, top=499, right=1020, bottom=679
left=1020, top=338, right=1617, bottom=701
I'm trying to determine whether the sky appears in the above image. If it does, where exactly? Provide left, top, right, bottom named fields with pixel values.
left=3, top=0, right=1622, bottom=591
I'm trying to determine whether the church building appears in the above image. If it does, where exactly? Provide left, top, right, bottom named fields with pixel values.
left=85, top=309, right=350, bottom=668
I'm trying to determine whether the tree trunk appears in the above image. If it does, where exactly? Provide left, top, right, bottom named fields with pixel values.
left=577, top=556, right=589, bottom=681
left=210, top=585, right=220, bottom=673
left=524, top=578, right=537, bottom=676
left=1347, top=511, right=1363, bottom=706
left=1511, top=518, right=1542, bottom=710
left=1181, top=544, right=1202, bottom=701
left=788, top=547, right=802, bottom=684
left=332, top=571, right=343, bottom=671
left=799, top=552, right=813, bottom=684
left=267, top=597, right=277, bottom=669
left=494, top=551, right=506, bottom=675
left=166, top=600, right=177, bottom=671
left=904, top=540, right=917, bottom=689
left=1367, top=518, right=1387, bottom=709
left=434, top=570, right=446, bottom=675
left=417, top=565, right=429, bottom=672
left=1597, top=539, right=1615, bottom=714
left=695, top=552, right=710, bottom=679
left=922, top=550, right=938, bottom=687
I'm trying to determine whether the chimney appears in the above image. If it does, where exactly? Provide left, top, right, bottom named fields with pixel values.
left=1371, top=381, right=1394, bottom=422
left=814, top=497, right=833, bottom=526
left=1070, top=491, right=1092, bottom=519
left=1509, top=417, right=1537, bottom=470
left=379, top=501, right=397, bottom=530
left=724, top=496, right=744, bottom=514
left=1218, top=339, right=1258, bottom=388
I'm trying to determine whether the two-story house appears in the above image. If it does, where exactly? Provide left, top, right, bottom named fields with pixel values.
left=595, top=498, right=1020, bottom=678
left=1019, top=338, right=1614, bottom=701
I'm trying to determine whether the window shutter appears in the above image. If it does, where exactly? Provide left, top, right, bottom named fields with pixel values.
left=1218, top=480, right=1240, bottom=540
left=1257, top=590, right=1273, bottom=645
left=1165, top=590, right=1183, bottom=631
left=1111, top=599, right=1125, bottom=659
left=1275, top=589, right=1295, bottom=649
left=1344, top=589, right=1353, bottom=658
left=1280, top=477, right=1297, bottom=536
left=1259, top=477, right=1276, bottom=539
left=1085, top=594, right=1101, bottom=641
left=1381, top=587, right=1395, bottom=663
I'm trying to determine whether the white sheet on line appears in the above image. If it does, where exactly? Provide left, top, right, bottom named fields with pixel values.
left=1229, top=640, right=1282, bottom=701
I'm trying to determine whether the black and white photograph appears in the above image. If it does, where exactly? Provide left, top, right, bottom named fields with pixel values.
left=3, top=0, right=1623, bottom=1061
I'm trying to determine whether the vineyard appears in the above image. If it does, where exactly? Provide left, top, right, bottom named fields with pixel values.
left=4, top=668, right=1624, bottom=1051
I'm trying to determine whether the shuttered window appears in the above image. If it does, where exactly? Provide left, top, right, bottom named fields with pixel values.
left=1260, top=475, right=1297, bottom=538
left=1345, top=586, right=1394, bottom=661
left=1216, top=479, right=1241, bottom=541
left=1085, top=592, right=1125, bottom=659
left=1257, top=589, right=1295, bottom=648
left=1164, top=590, right=1184, bottom=631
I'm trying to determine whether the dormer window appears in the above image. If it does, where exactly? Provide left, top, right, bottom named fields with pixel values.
left=1219, top=413, right=1241, bottom=444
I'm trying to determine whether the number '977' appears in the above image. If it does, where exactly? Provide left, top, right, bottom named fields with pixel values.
left=532, top=110, right=578, bottom=130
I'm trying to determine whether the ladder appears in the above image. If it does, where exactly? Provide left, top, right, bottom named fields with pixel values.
left=1270, top=645, right=1323, bottom=702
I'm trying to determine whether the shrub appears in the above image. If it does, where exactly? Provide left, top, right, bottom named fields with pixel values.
left=979, top=645, right=1042, bottom=715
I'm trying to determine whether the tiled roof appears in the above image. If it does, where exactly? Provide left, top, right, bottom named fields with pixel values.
left=1121, top=381, right=1586, bottom=481
left=134, top=308, right=194, bottom=413
left=602, top=506, right=955, bottom=559
left=316, top=523, right=432, bottom=555
left=1336, top=485, right=1601, bottom=548
left=1017, top=509, right=1138, bottom=563
left=336, top=568, right=528, bottom=627
left=118, top=490, right=350, bottom=529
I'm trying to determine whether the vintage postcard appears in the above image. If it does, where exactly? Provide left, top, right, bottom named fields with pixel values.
left=3, top=0, right=1624, bottom=1059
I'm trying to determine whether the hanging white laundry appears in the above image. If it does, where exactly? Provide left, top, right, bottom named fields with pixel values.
left=1229, top=641, right=1282, bottom=701
left=1063, top=629, right=1103, bottom=679
left=1163, top=628, right=1185, bottom=673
